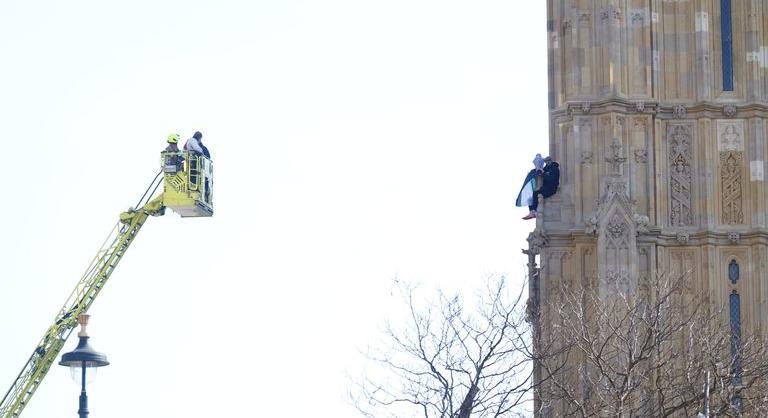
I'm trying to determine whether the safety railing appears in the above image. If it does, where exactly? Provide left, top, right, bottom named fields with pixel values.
left=159, top=151, right=213, bottom=209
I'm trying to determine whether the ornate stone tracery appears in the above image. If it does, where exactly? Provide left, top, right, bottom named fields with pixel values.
left=527, top=229, right=548, bottom=254
left=606, top=138, right=627, bottom=176
left=604, top=269, right=630, bottom=293
left=536, top=2, right=768, bottom=414
left=634, top=148, right=648, bottom=163
left=668, top=125, right=694, bottom=226
left=584, top=161, right=642, bottom=297
left=720, top=151, right=744, bottom=224
left=606, top=214, right=627, bottom=238
left=718, top=122, right=744, bottom=151
left=672, top=104, right=687, bottom=119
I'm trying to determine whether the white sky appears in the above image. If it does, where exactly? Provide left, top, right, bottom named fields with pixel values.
left=0, top=1, right=547, bottom=417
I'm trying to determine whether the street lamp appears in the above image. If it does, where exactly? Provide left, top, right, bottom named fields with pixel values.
left=59, top=314, right=109, bottom=418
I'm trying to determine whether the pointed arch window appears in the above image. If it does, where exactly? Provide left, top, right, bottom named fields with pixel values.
left=729, top=291, right=742, bottom=383
left=721, top=0, right=734, bottom=91
left=730, top=290, right=743, bottom=414
left=727, top=259, right=743, bottom=414
left=728, top=259, right=739, bottom=284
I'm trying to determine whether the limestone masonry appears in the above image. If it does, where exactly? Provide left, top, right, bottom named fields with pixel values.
left=530, top=0, right=768, bottom=414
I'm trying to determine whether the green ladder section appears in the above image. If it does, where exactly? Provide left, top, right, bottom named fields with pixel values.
left=0, top=196, right=164, bottom=418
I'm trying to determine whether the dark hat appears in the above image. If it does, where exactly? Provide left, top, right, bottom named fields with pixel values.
left=193, top=131, right=203, bottom=139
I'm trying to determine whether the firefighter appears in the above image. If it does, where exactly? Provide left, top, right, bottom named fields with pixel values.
left=163, top=133, right=184, bottom=173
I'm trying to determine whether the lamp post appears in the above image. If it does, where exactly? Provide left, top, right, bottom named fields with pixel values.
left=59, top=314, right=110, bottom=418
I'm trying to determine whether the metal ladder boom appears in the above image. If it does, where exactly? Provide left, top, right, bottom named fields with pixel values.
left=0, top=196, right=164, bottom=418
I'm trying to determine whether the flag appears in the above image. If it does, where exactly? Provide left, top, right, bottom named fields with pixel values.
left=515, top=170, right=537, bottom=207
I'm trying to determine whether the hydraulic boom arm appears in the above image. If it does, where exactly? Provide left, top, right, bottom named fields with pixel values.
left=0, top=196, right=164, bottom=418
left=0, top=148, right=213, bottom=418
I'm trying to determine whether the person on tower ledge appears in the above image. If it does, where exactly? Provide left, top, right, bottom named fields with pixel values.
left=517, top=155, right=560, bottom=220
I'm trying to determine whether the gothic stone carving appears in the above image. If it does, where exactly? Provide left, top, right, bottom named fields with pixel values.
left=606, top=138, right=627, bottom=175
left=602, top=178, right=628, bottom=204
left=723, top=105, right=737, bottom=118
left=676, top=231, right=690, bottom=244
left=634, top=148, right=648, bottom=163
left=672, top=105, right=687, bottom=119
left=612, top=7, right=622, bottom=20
left=586, top=182, right=639, bottom=237
left=717, top=121, right=744, bottom=151
left=604, top=269, right=630, bottom=293
left=527, top=229, right=548, bottom=254
left=607, top=213, right=628, bottom=243
left=633, top=213, right=650, bottom=235
left=585, top=199, right=645, bottom=237
left=581, top=151, right=594, bottom=164
left=599, top=7, right=622, bottom=22
left=729, top=232, right=741, bottom=244
left=588, top=175, right=641, bottom=298
left=586, top=214, right=599, bottom=235
left=668, top=125, right=694, bottom=226
left=721, top=151, right=744, bottom=224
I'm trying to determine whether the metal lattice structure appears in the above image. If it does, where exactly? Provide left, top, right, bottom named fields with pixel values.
left=0, top=150, right=213, bottom=417
left=0, top=198, right=163, bottom=418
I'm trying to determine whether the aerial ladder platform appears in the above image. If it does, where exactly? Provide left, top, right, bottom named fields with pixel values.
left=0, top=147, right=213, bottom=418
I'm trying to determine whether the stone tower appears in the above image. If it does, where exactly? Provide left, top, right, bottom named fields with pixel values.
left=529, top=0, right=768, bottom=414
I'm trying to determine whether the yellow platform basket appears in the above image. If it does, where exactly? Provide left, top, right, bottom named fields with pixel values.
left=161, top=151, right=213, bottom=217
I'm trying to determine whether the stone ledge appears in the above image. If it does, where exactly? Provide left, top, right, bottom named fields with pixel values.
left=551, top=98, right=768, bottom=120
left=540, top=227, right=768, bottom=247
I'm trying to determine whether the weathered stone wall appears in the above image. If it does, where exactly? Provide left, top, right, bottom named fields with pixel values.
left=532, top=1, right=768, bottom=415
left=539, top=0, right=768, bottom=331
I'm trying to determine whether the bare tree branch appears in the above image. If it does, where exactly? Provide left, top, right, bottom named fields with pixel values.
left=535, top=272, right=768, bottom=418
left=351, top=277, right=533, bottom=418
